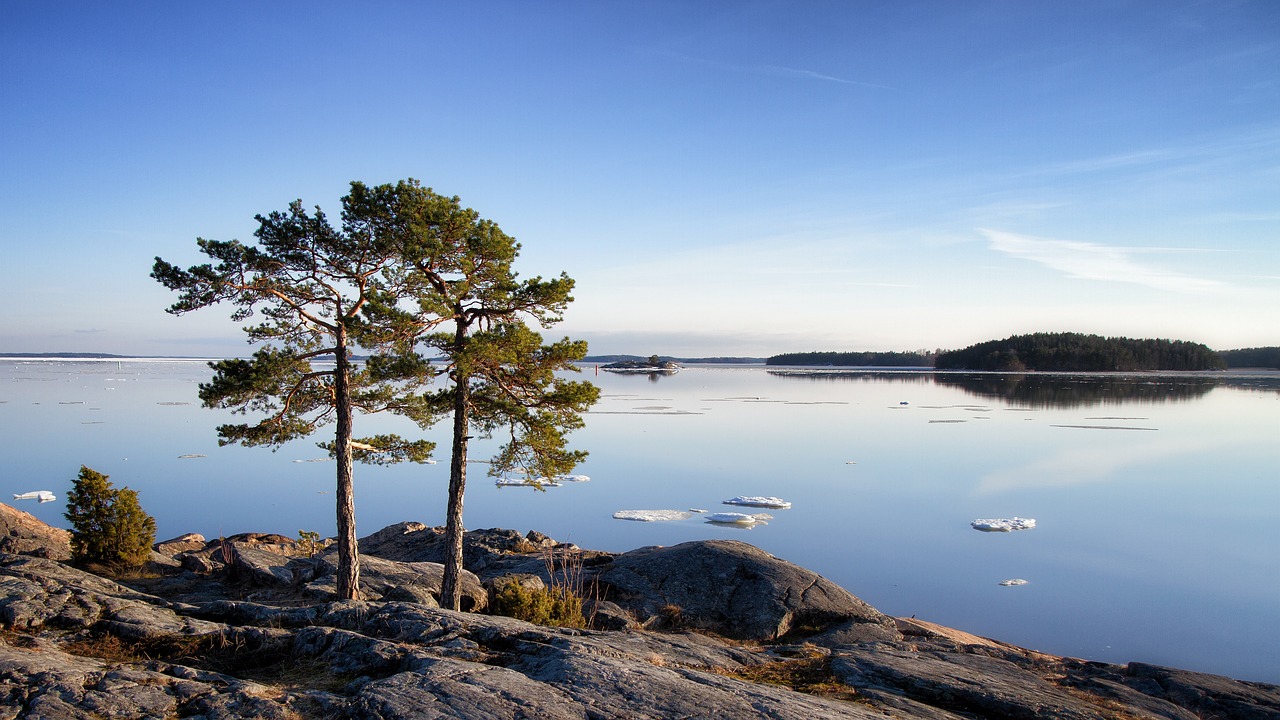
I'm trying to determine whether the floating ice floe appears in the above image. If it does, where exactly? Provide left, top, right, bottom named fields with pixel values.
left=723, top=496, right=791, bottom=509
left=704, top=512, right=772, bottom=526
left=495, top=476, right=562, bottom=488
left=177, top=454, right=207, bottom=459
left=550, top=474, right=589, bottom=483
left=689, top=508, right=707, bottom=514
left=999, top=579, right=1030, bottom=587
left=971, top=517, right=1036, bottom=532
left=293, top=458, right=332, bottom=463
left=13, top=491, right=57, bottom=503
left=612, top=510, right=694, bottom=522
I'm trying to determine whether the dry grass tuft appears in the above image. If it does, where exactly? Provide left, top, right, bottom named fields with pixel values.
left=721, top=651, right=866, bottom=704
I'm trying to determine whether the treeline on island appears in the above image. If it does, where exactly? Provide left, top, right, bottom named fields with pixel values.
left=934, top=333, right=1225, bottom=372
left=766, top=350, right=936, bottom=367
left=1219, top=346, right=1280, bottom=369
left=766, top=335, right=1279, bottom=372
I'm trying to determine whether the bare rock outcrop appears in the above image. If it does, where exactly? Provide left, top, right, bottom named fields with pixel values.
left=302, top=552, right=489, bottom=610
left=2, top=508, right=1278, bottom=720
left=0, top=502, right=71, bottom=560
left=597, top=539, right=899, bottom=641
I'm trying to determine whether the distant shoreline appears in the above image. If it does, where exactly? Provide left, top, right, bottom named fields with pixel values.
left=0, top=352, right=196, bottom=360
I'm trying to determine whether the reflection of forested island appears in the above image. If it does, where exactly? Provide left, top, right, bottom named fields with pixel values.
left=766, top=369, right=935, bottom=385
left=934, top=373, right=1219, bottom=407
left=935, top=333, right=1225, bottom=372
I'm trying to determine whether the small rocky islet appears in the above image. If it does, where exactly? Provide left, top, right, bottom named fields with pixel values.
left=2, top=502, right=1277, bottom=719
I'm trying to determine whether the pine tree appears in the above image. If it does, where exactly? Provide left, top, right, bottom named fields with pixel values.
left=64, top=466, right=156, bottom=570
left=153, top=184, right=439, bottom=599
left=369, top=180, right=600, bottom=610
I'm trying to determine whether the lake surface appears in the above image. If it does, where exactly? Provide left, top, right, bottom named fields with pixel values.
left=3, top=358, right=1278, bottom=683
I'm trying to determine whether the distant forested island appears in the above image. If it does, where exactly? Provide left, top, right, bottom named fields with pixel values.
left=766, top=350, right=936, bottom=367
left=763, top=336, right=1277, bottom=372
left=934, top=333, right=1225, bottom=371
left=1220, top=346, right=1280, bottom=369
left=6, top=344, right=1276, bottom=370
left=0, top=352, right=129, bottom=358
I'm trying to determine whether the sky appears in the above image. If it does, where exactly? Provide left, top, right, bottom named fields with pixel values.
left=2, top=1, right=1277, bottom=358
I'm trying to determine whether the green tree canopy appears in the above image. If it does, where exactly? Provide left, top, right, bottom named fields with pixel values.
left=934, top=332, right=1225, bottom=371
left=152, top=185, right=440, bottom=599
left=64, top=466, right=156, bottom=570
left=363, top=179, right=600, bottom=610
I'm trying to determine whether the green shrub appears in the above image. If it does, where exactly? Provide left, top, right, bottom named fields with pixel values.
left=64, top=465, right=157, bottom=570
left=297, top=529, right=322, bottom=558
left=492, top=580, right=585, bottom=628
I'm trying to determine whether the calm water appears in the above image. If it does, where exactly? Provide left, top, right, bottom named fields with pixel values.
left=3, top=359, right=1278, bottom=683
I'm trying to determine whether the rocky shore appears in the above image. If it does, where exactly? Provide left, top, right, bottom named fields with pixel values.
left=2, top=502, right=1277, bottom=719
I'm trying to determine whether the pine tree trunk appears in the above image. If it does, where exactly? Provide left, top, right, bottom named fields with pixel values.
left=441, top=323, right=470, bottom=611
left=333, top=329, right=360, bottom=600
left=441, top=372, right=470, bottom=610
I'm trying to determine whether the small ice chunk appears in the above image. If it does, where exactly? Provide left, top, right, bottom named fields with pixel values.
left=612, top=510, right=694, bottom=522
left=971, top=517, right=1036, bottom=532
left=705, top=512, right=772, bottom=525
left=521, top=473, right=588, bottom=485
left=999, top=578, right=1030, bottom=586
left=723, top=496, right=791, bottom=509
left=13, top=491, right=56, bottom=503
left=177, top=454, right=207, bottom=459
left=689, top=508, right=707, bottom=514
left=495, top=476, right=562, bottom=488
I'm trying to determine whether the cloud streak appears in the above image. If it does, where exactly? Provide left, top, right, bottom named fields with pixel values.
left=976, top=437, right=1221, bottom=493
left=757, top=64, right=892, bottom=89
left=652, top=49, right=891, bottom=90
left=983, top=229, right=1222, bottom=293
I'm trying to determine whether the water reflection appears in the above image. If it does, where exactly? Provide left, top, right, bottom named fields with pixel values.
left=934, top=373, right=1216, bottom=407
left=766, top=369, right=933, bottom=385
left=599, top=369, right=679, bottom=383
left=768, top=369, right=1280, bottom=407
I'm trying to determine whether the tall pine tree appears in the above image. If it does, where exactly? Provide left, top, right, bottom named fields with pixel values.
left=153, top=185, right=438, bottom=599
left=364, top=179, right=599, bottom=610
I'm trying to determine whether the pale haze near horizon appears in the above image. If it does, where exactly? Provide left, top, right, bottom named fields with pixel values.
left=3, top=1, right=1277, bottom=359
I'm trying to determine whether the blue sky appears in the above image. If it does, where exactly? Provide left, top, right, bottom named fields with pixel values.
left=3, top=1, right=1277, bottom=357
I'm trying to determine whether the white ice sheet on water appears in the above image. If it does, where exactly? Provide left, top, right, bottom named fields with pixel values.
left=723, top=496, right=792, bottom=509
left=495, top=477, right=562, bottom=488
left=971, top=517, right=1036, bottom=532
left=704, top=512, right=773, bottom=525
left=13, top=491, right=56, bottom=503
left=612, top=510, right=694, bottom=522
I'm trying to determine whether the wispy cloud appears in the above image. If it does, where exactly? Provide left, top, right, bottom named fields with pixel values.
left=983, top=229, right=1222, bottom=293
left=756, top=64, right=892, bottom=89
left=652, top=49, right=892, bottom=90
left=977, top=437, right=1220, bottom=493
left=1027, top=126, right=1280, bottom=180
left=1032, top=149, right=1175, bottom=177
